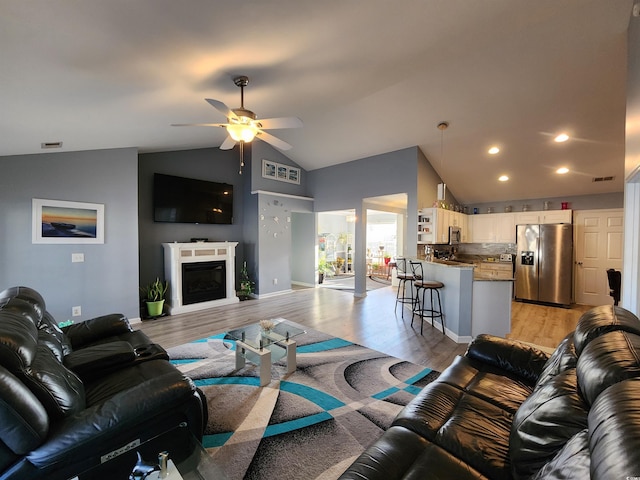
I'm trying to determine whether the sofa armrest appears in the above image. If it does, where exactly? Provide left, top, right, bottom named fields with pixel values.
left=63, top=314, right=132, bottom=349
left=63, top=341, right=136, bottom=378
left=465, top=334, right=550, bottom=385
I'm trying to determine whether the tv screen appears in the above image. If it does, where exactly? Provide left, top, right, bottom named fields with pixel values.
left=153, top=173, right=233, bottom=224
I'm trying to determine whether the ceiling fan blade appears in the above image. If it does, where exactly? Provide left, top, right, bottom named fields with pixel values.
left=255, top=117, right=303, bottom=130
left=220, top=136, right=236, bottom=150
left=256, top=131, right=293, bottom=150
left=205, top=99, right=238, bottom=121
left=171, top=123, right=227, bottom=127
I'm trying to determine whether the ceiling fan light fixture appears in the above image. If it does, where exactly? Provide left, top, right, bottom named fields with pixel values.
left=227, top=121, right=258, bottom=143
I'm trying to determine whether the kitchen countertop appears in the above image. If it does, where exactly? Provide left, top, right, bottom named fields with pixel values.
left=426, top=259, right=514, bottom=281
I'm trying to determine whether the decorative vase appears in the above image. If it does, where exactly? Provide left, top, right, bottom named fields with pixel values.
left=146, top=299, right=164, bottom=317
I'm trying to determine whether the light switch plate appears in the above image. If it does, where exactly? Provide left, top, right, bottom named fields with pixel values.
left=72, top=253, right=84, bottom=263
left=500, top=253, right=513, bottom=262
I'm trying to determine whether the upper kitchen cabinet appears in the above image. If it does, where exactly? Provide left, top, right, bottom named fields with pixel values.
left=417, top=208, right=468, bottom=245
left=514, top=209, right=572, bottom=225
left=471, top=212, right=515, bottom=243
left=417, top=208, right=436, bottom=245
left=471, top=214, right=496, bottom=243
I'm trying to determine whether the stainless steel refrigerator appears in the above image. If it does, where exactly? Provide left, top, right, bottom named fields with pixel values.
left=515, top=223, right=573, bottom=306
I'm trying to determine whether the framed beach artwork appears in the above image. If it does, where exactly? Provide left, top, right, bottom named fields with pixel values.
left=32, top=198, right=105, bottom=244
left=262, top=159, right=301, bottom=185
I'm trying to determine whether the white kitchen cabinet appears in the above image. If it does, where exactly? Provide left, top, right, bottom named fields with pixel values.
left=471, top=215, right=497, bottom=242
left=418, top=208, right=470, bottom=245
left=417, top=208, right=436, bottom=245
left=515, top=212, right=541, bottom=225
left=542, top=210, right=572, bottom=224
left=437, top=209, right=451, bottom=243
left=515, top=209, right=572, bottom=225
left=496, top=213, right=516, bottom=243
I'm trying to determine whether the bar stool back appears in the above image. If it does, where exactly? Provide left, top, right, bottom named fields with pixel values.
left=409, top=261, right=445, bottom=335
left=394, top=258, right=416, bottom=318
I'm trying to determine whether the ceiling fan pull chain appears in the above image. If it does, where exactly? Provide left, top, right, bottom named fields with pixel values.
left=239, top=141, right=245, bottom=174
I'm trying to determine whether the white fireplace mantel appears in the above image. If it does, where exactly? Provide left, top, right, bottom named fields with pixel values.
left=163, top=242, right=239, bottom=314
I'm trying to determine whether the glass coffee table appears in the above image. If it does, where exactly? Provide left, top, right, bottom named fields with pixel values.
left=227, top=319, right=306, bottom=386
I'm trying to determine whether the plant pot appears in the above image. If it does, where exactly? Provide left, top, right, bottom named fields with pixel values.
left=384, top=257, right=391, bottom=265
left=146, top=300, right=165, bottom=317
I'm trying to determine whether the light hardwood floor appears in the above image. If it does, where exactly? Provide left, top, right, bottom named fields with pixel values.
left=136, top=284, right=596, bottom=371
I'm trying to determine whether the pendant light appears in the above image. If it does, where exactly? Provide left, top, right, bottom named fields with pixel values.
left=437, top=121, right=449, bottom=201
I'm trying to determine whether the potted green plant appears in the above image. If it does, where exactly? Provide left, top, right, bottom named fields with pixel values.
left=141, top=278, right=168, bottom=317
left=384, top=253, right=391, bottom=265
left=238, top=261, right=254, bottom=300
left=317, top=257, right=333, bottom=284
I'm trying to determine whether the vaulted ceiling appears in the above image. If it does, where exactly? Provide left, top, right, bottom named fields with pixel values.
left=0, top=0, right=632, bottom=204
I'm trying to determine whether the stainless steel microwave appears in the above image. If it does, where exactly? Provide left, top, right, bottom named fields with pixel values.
left=449, top=226, right=461, bottom=245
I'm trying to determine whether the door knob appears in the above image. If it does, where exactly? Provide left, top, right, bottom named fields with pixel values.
left=576, top=261, right=583, bottom=266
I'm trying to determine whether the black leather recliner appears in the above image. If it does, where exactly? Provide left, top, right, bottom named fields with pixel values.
left=0, top=286, right=207, bottom=479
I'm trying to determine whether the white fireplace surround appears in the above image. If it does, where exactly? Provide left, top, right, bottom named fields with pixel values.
left=163, top=242, right=239, bottom=314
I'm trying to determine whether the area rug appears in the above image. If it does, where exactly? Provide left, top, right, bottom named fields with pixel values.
left=167, top=320, right=440, bottom=480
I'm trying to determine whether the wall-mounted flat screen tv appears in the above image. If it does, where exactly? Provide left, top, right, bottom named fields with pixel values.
left=153, top=173, right=233, bottom=224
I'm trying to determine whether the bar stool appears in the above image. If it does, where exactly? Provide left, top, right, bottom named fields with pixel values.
left=409, top=261, right=445, bottom=335
left=394, top=258, right=416, bottom=319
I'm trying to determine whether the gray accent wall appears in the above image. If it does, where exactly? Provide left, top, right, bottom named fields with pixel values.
left=0, top=148, right=139, bottom=321
left=138, top=147, right=246, bottom=285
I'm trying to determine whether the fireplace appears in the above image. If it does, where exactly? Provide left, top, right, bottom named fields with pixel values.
left=182, top=261, right=226, bottom=305
left=163, top=242, right=239, bottom=314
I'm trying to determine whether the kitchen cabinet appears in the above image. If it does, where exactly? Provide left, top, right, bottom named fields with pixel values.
left=496, top=213, right=516, bottom=243
left=475, top=262, right=514, bottom=280
left=515, top=210, right=572, bottom=225
left=418, top=208, right=467, bottom=245
left=417, top=208, right=436, bottom=245
left=471, top=215, right=497, bottom=243
left=471, top=213, right=515, bottom=243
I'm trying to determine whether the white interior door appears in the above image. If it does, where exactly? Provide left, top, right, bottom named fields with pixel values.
left=574, top=209, right=624, bottom=306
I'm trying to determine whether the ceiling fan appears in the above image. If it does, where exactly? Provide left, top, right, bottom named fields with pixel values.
left=172, top=75, right=303, bottom=173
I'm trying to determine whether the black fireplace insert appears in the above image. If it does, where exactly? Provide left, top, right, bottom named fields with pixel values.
left=182, top=261, right=226, bottom=305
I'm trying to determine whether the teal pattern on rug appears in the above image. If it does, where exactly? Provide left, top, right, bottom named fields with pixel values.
left=167, top=320, right=440, bottom=480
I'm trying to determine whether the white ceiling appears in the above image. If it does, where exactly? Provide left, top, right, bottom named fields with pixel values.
left=0, top=0, right=632, bottom=204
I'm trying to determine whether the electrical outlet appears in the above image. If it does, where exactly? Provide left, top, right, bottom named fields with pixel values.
left=72, top=306, right=81, bottom=317
left=71, top=253, right=84, bottom=263
left=273, top=278, right=278, bottom=285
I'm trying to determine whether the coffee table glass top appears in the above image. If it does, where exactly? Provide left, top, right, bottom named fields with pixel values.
left=226, top=319, right=305, bottom=350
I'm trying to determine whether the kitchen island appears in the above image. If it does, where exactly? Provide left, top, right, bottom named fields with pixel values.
left=417, top=260, right=513, bottom=343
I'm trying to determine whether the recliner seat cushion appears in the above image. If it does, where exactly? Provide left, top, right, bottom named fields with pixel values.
left=509, top=368, right=589, bottom=480
left=529, top=429, right=590, bottom=480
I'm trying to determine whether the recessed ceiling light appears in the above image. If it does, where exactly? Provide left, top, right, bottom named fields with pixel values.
left=488, top=146, right=500, bottom=155
left=498, top=175, right=509, bottom=182
left=556, top=167, right=569, bottom=174
left=554, top=133, right=569, bottom=143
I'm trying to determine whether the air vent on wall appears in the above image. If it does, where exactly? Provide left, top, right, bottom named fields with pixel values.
left=592, top=176, right=615, bottom=182
left=41, top=142, right=63, bottom=149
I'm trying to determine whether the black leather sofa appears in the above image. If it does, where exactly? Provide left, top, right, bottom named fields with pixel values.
left=340, top=304, right=640, bottom=479
left=0, top=286, right=207, bottom=479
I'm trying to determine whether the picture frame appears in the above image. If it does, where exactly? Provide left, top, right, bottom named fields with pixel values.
left=32, top=198, right=105, bottom=244
left=262, top=159, right=301, bottom=185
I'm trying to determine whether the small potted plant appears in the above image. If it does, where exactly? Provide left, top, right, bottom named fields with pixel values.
left=238, top=261, right=254, bottom=300
left=141, top=278, right=168, bottom=317
left=383, top=253, right=391, bottom=265
left=317, top=257, right=333, bottom=284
